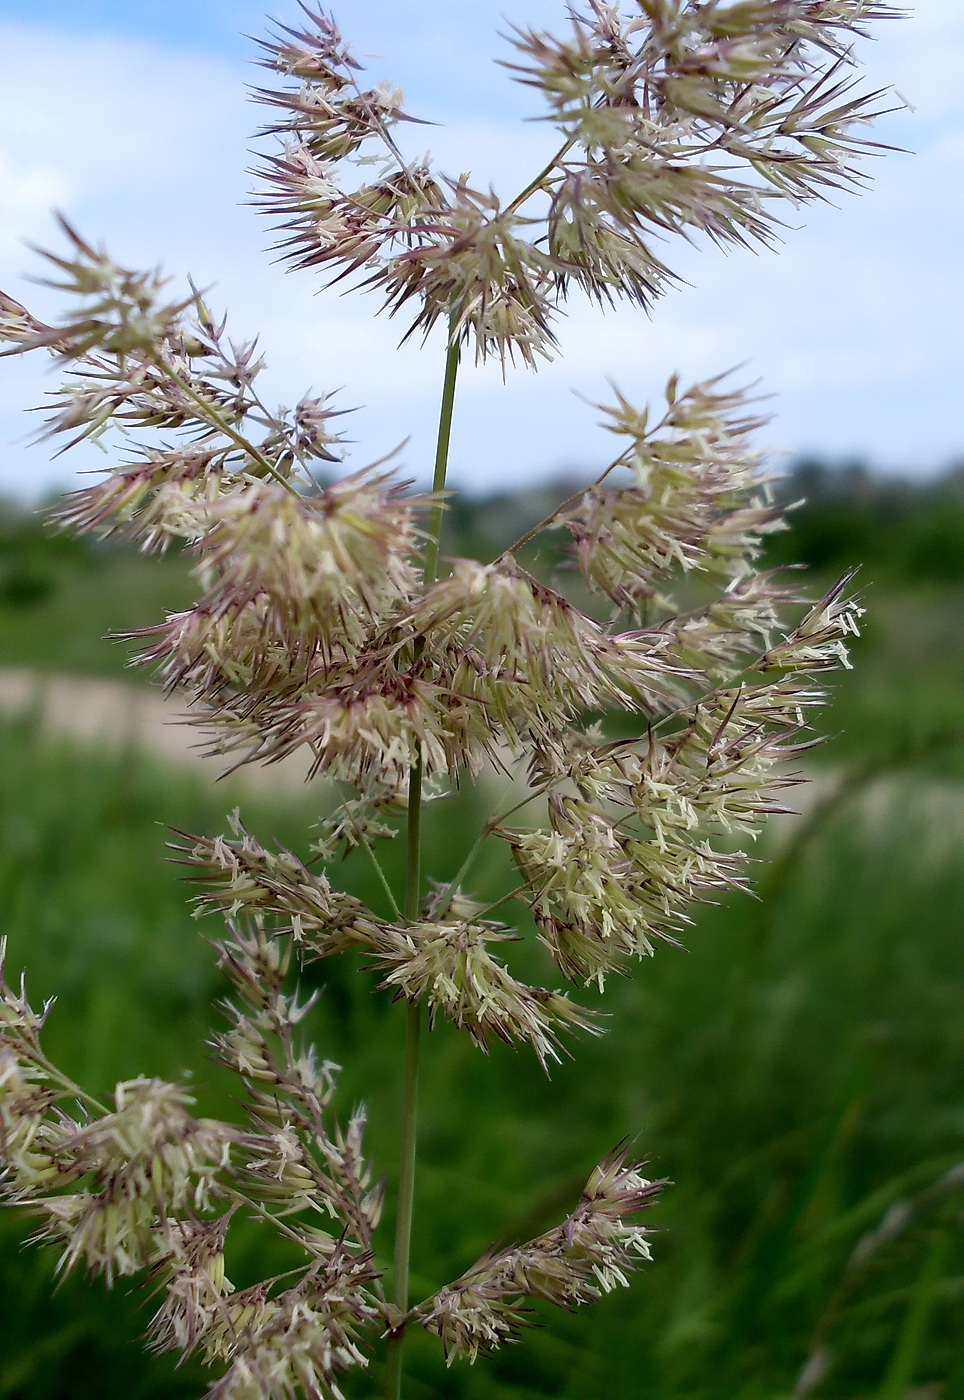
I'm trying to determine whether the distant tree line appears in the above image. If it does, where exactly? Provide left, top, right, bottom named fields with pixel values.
left=2, top=457, right=963, bottom=612
left=0, top=494, right=93, bottom=607
left=451, top=458, right=964, bottom=587
left=765, top=458, right=964, bottom=584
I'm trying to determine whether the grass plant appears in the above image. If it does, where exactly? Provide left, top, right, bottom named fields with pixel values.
left=0, top=706, right=961, bottom=1398
left=0, top=4, right=946, bottom=1399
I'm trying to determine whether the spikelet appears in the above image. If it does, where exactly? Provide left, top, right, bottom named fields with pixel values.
left=31, top=1079, right=234, bottom=1282
left=201, top=1253, right=381, bottom=1400
left=504, top=0, right=899, bottom=325
left=411, top=554, right=685, bottom=731
left=197, top=471, right=422, bottom=640
left=370, top=919, right=599, bottom=1066
left=421, top=1147, right=663, bottom=1361
left=557, top=376, right=777, bottom=608
left=146, top=1217, right=234, bottom=1357
left=55, top=449, right=226, bottom=552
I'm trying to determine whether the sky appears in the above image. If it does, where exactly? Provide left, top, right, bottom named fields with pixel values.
left=0, top=0, right=961, bottom=496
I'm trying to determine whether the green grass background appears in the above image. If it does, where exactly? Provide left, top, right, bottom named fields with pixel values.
left=0, top=479, right=962, bottom=1399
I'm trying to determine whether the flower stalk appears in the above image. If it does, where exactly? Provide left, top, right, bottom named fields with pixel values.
left=0, top=4, right=901, bottom=1397
left=387, top=317, right=461, bottom=1397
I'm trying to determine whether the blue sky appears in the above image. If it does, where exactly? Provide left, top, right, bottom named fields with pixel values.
left=0, top=0, right=961, bottom=495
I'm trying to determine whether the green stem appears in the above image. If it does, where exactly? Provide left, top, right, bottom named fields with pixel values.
left=472, top=885, right=528, bottom=921
left=16, top=1044, right=110, bottom=1117
left=422, top=329, right=462, bottom=591
left=360, top=835, right=403, bottom=921
left=503, top=136, right=576, bottom=217
left=434, top=786, right=546, bottom=921
left=384, top=999, right=422, bottom=1392
left=226, top=1189, right=316, bottom=1255
left=384, top=319, right=460, bottom=1400
left=404, top=752, right=424, bottom=928
left=506, top=445, right=630, bottom=556
left=157, top=354, right=300, bottom=495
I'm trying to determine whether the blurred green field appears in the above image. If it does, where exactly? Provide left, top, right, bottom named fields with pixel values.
left=0, top=476, right=963, bottom=1399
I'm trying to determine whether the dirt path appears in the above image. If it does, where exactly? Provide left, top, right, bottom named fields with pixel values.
left=0, top=667, right=313, bottom=791
left=2, top=667, right=895, bottom=844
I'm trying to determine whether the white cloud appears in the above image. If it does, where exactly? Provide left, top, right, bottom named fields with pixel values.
left=0, top=154, right=66, bottom=257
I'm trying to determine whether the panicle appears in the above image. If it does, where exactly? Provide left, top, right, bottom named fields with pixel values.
left=505, top=0, right=900, bottom=307
left=1, top=221, right=354, bottom=506
left=369, top=184, right=559, bottom=368
left=197, top=470, right=422, bottom=640
left=662, top=569, right=802, bottom=679
left=238, top=655, right=501, bottom=787
left=201, top=1252, right=381, bottom=1400
left=558, top=376, right=777, bottom=608
left=0, top=0, right=898, bottom=1385
left=761, top=572, right=863, bottom=671
left=252, top=2, right=457, bottom=321
left=310, top=788, right=401, bottom=862
left=131, top=598, right=314, bottom=706
left=0, top=1049, right=78, bottom=1196
left=55, top=449, right=225, bottom=553
left=0, top=948, right=85, bottom=1196
left=248, top=1, right=898, bottom=366
left=175, top=821, right=382, bottom=956
left=127, top=470, right=434, bottom=784
left=483, top=369, right=863, bottom=991
left=1, top=216, right=193, bottom=362
left=502, top=644, right=844, bottom=986
left=411, top=555, right=683, bottom=732
left=147, top=1216, right=234, bottom=1357
left=202, top=911, right=383, bottom=1253
left=256, top=143, right=447, bottom=281
left=369, top=919, right=600, bottom=1067
left=420, top=1146, right=663, bottom=1362
left=34, top=1078, right=234, bottom=1282
left=503, top=800, right=691, bottom=984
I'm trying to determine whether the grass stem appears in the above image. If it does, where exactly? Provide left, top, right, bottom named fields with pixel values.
left=384, top=318, right=460, bottom=1400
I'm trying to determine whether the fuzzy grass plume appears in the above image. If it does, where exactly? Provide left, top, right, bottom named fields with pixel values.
left=0, top=3, right=898, bottom=1397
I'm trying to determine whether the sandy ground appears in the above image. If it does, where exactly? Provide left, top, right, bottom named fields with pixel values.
left=0, top=667, right=313, bottom=792
left=0, top=667, right=880, bottom=842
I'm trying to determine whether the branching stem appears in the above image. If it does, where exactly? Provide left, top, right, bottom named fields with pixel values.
left=434, top=786, right=548, bottom=922
left=156, top=354, right=301, bottom=495
left=226, top=1189, right=316, bottom=1254
left=503, top=136, right=576, bottom=216
left=360, top=835, right=403, bottom=921
left=473, top=885, right=529, bottom=921
left=26, top=1048, right=110, bottom=1117
left=506, top=446, right=632, bottom=555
